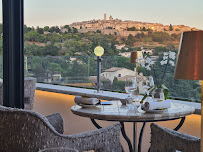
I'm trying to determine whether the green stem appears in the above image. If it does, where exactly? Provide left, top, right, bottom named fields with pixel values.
left=140, top=87, right=156, bottom=103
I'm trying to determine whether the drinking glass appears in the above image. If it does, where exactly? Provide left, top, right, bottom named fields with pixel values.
left=125, top=77, right=137, bottom=109
left=125, top=77, right=137, bottom=98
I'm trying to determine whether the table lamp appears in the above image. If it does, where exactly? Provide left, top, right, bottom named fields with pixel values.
left=174, top=31, right=203, bottom=150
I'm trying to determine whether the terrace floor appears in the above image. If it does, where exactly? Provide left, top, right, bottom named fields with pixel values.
left=34, top=90, right=201, bottom=152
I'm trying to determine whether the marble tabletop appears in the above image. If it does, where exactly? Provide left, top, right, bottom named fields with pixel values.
left=71, top=100, right=195, bottom=122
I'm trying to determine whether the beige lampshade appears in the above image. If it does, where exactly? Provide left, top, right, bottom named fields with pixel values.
left=174, top=31, right=203, bottom=80
left=130, top=51, right=138, bottom=63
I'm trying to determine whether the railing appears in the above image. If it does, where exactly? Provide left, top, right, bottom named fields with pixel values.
left=24, top=56, right=201, bottom=102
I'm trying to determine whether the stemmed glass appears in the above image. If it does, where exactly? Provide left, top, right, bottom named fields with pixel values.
left=125, top=77, right=137, bottom=110
left=125, top=77, right=137, bottom=98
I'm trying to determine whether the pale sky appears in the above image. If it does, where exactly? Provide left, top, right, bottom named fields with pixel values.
left=1, top=0, right=203, bottom=29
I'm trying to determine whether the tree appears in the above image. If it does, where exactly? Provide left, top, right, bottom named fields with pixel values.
left=24, top=31, right=46, bottom=43
left=47, top=63, right=64, bottom=76
left=152, top=32, right=171, bottom=42
left=96, top=30, right=101, bottom=34
left=24, top=25, right=32, bottom=34
left=49, top=26, right=56, bottom=33
left=44, top=44, right=60, bottom=56
left=127, top=26, right=136, bottom=31
left=44, top=26, right=50, bottom=31
left=126, top=34, right=136, bottom=46
left=72, top=27, right=78, bottom=33
left=141, top=27, right=146, bottom=31
left=169, top=24, right=173, bottom=31
left=36, top=26, right=44, bottom=34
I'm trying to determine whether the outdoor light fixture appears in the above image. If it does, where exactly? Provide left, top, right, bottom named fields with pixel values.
left=174, top=31, right=203, bottom=151
left=94, top=46, right=104, bottom=93
left=94, top=46, right=104, bottom=57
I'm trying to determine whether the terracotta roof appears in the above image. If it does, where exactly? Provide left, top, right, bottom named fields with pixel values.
left=104, top=67, right=123, bottom=72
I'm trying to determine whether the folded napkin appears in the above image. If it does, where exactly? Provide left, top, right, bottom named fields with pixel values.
left=74, top=96, right=100, bottom=105
left=141, top=100, right=171, bottom=111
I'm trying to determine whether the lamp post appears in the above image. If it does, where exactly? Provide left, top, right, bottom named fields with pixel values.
left=94, top=46, right=104, bottom=93
left=174, top=31, right=203, bottom=151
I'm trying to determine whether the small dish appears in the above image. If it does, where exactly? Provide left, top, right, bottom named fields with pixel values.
left=101, top=101, right=113, bottom=105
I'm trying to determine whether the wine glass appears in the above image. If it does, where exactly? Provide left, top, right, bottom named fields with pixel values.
left=125, top=77, right=137, bottom=98
left=125, top=77, right=137, bottom=108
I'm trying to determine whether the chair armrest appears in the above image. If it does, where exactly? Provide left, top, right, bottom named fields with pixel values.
left=46, top=113, right=64, bottom=134
left=150, top=123, right=200, bottom=152
left=58, top=123, right=122, bottom=152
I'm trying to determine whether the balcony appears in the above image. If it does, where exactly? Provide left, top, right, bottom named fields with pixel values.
left=34, top=90, right=200, bottom=152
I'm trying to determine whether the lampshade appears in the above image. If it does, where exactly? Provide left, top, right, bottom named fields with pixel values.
left=94, top=46, right=104, bottom=57
left=174, top=31, right=203, bottom=80
left=130, top=51, right=139, bottom=63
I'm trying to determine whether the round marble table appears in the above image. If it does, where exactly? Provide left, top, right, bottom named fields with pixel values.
left=71, top=100, right=195, bottom=152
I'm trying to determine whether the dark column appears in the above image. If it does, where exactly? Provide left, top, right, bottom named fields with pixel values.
left=2, top=0, right=24, bottom=108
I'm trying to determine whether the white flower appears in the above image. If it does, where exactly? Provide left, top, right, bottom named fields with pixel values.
left=169, top=51, right=176, bottom=60
left=160, top=60, right=168, bottom=65
left=163, top=55, right=168, bottom=60
left=145, top=57, right=155, bottom=65
left=145, top=65, right=151, bottom=71
left=136, top=59, right=139, bottom=63
left=141, top=61, right=145, bottom=67
left=150, top=60, right=155, bottom=65
left=163, top=52, right=169, bottom=56
left=169, top=60, right=175, bottom=66
left=146, top=57, right=152, bottom=63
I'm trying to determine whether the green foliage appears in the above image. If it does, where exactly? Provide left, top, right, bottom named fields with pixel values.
left=112, top=77, right=125, bottom=91
left=72, top=27, right=78, bottom=33
left=24, top=43, right=60, bottom=56
left=24, top=31, right=46, bottom=43
left=24, top=25, right=32, bottom=34
left=127, top=26, right=136, bottom=31
left=37, top=26, right=44, bottom=34
left=141, top=27, right=146, bottom=31
left=47, top=63, right=64, bottom=75
left=44, top=26, right=49, bottom=31
left=126, top=34, right=136, bottom=46
left=49, top=26, right=60, bottom=33
left=96, top=30, right=101, bottom=34
left=152, top=32, right=171, bottom=42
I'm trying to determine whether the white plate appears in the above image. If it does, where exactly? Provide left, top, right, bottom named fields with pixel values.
left=78, top=104, right=99, bottom=108
left=145, top=109, right=167, bottom=113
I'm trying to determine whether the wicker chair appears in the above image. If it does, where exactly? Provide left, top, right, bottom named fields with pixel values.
left=0, top=77, right=36, bottom=110
left=150, top=123, right=200, bottom=152
left=0, top=106, right=122, bottom=152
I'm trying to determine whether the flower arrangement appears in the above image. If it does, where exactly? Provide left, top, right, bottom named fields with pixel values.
left=136, top=51, right=176, bottom=103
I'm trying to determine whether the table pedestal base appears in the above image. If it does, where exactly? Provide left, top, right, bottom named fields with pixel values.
left=90, top=117, right=185, bottom=152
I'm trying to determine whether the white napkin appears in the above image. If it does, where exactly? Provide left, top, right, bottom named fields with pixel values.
left=142, top=100, right=171, bottom=111
left=74, top=96, right=100, bottom=105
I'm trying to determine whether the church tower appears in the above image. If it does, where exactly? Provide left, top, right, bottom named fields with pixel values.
left=109, top=15, right=113, bottom=21
left=104, top=13, right=106, bottom=21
